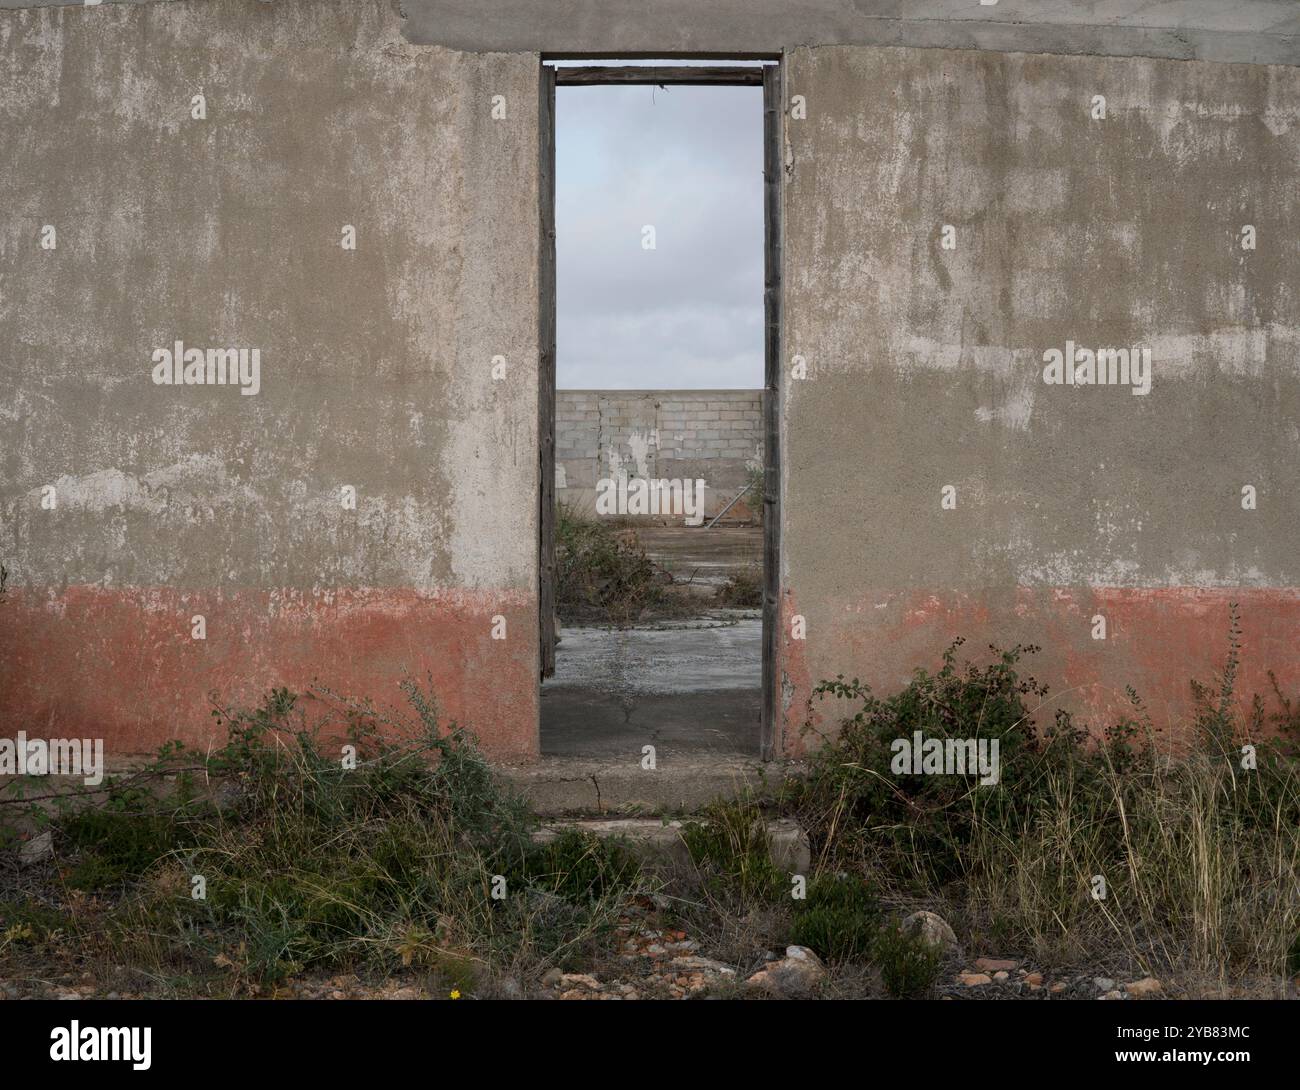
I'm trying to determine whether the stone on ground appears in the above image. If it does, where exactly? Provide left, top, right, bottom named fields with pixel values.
left=900, top=910, right=959, bottom=955
left=745, top=945, right=827, bottom=997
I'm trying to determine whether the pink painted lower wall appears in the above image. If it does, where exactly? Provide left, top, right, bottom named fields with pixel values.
left=780, top=588, right=1300, bottom=757
left=5, top=582, right=1292, bottom=763
left=0, top=588, right=539, bottom=762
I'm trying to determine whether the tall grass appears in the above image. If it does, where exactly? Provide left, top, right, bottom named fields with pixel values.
left=794, top=620, right=1300, bottom=989
left=1, top=683, right=649, bottom=994
left=4, top=613, right=1297, bottom=998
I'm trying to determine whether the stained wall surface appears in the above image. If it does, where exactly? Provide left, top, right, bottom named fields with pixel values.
left=778, top=45, right=1300, bottom=753
left=0, top=0, right=543, bottom=759
left=556, top=390, right=763, bottom=520
left=4, top=1, right=1298, bottom=765
left=394, top=0, right=1300, bottom=67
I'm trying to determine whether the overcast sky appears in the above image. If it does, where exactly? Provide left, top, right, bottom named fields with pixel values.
left=555, top=78, right=764, bottom=390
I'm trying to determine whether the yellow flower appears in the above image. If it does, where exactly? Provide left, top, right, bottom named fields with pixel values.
left=450, top=989, right=461, bottom=1000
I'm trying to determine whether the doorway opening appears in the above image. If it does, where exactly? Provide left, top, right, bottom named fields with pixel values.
left=538, top=60, right=781, bottom=762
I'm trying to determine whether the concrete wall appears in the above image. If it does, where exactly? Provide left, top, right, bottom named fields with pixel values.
left=7, top=1, right=1296, bottom=66
left=396, top=0, right=1300, bottom=67
left=0, top=0, right=543, bottom=759
left=556, top=390, right=762, bottom=520
left=6, top=0, right=1299, bottom=764
left=779, top=45, right=1300, bottom=754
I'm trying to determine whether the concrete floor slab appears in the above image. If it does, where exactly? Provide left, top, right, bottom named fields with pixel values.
left=542, top=614, right=761, bottom=758
left=500, top=754, right=802, bottom=815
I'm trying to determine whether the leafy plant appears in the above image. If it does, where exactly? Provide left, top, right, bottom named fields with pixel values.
left=794, top=623, right=1300, bottom=983
left=2, top=683, right=650, bottom=990
left=788, top=873, right=881, bottom=961
left=715, top=565, right=763, bottom=608
left=873, top=920, right=943, bottom=998
left=554, top=503, right=666, bottom=623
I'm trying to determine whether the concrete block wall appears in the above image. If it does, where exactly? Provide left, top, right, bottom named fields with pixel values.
left=0, top=0, right=542, bottom=759
left=556, top=390, right=763, bottom=520
left=779, top=45, right=1300, bottom=755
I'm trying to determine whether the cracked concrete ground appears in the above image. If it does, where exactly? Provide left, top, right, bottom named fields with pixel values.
left=541, top=613, right=761, bottom=759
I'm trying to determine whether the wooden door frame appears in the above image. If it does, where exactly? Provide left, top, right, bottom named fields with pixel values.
left=537, top=60, right=783, bottom=761
left=538, top=63, right=558, bottom=681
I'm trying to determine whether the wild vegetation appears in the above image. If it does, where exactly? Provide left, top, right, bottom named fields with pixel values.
left=554, top=503, right=670, bottom=623
left=2, top=614, right=1296, bottom=998
left=713, top=564, right=763, bottom=608
left=790, top=616, right=1300, bottom=992
left=556, top=505, right=760, bottom=621
left=0, top=685, right=647, bottom=996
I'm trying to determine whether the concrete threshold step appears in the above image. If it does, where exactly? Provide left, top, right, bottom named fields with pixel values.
left=498, top=754, right=805, bottom=817
left=532, top=817, right=811, bottom=874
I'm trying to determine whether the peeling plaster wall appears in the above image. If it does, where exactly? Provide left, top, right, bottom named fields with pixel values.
left=6, top=1, right=1299, bottom=766
left=780, top=45, right=1300, bottom=753
left=0, top=0, right=543, bottom=758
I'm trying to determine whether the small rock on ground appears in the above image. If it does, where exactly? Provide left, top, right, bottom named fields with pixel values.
left=900, top=910, right=960, bottom=956
left=745, top=946, right=827, bottom=998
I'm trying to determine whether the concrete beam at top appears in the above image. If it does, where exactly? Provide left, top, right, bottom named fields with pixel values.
left=2, top=0, right=1299, bottom=67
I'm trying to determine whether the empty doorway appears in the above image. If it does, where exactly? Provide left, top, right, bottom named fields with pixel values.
left=538, top=60, right=781, bottom=761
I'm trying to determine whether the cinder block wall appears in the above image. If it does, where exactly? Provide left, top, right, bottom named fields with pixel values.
left=779, top=45, right=1300, bottom=754
left=556, top=390, right=763, bottom=519
left=0, top=0, right=542, bottom=760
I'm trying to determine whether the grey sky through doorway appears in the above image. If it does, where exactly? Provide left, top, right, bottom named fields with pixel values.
left=554, top=77, right=764, bottom=390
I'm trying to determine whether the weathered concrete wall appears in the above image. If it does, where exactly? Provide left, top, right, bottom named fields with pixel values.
left=0, top=0, right=542, bottom=758
left=7, top=0, right=1297, bottom=67
left=780, top=45, right=1300, bottom=754
left=556, top=390, right=762, bottom=520
left=396, top=0, right=1300, bottom=68
left=6, top=0, right=1299, bottom=766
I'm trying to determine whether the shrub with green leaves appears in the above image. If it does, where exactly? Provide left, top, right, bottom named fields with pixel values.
left=797, top=639, right=1099, bottom=888
left=873, top=920, right=943, bottom=998
left=794, top=616, right=1300, bottom=983
left=509, top=828, right=642, bottom=904
left=714, top=565, right=763, bottom=608
left=788, top=874, right=881, bottom=961
left=554, top=503, right=665, bottom=623
left=3, top=682, right=649, bottom=991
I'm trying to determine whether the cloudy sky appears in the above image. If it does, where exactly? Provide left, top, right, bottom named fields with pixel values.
left=555, top=73, right=764, bottom=390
